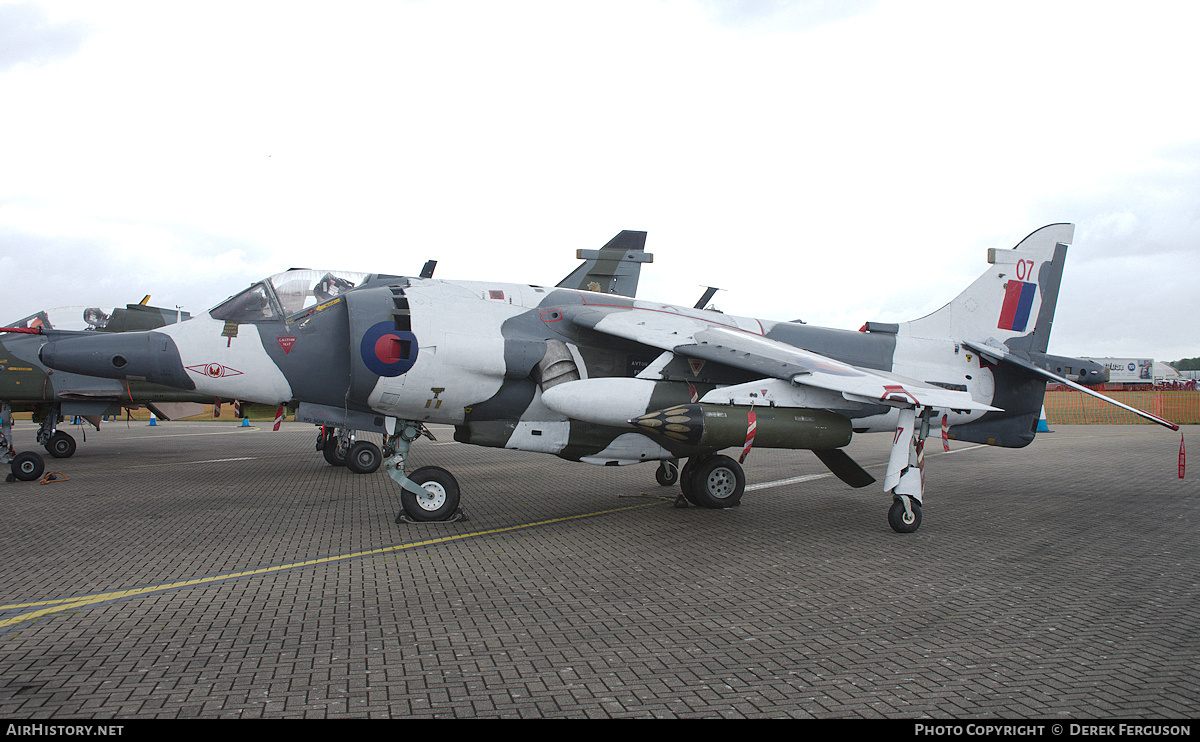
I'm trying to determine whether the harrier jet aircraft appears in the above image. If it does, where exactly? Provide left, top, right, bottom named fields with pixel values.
left=1, top=299, right=212, bottom=481
left=28, top=224, right=1177, bottom=531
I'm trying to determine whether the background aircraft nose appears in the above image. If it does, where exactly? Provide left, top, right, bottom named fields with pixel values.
left=39, top=331, right=195, bottom=390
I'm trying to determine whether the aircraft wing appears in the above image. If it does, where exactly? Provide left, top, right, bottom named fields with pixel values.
left=565, top=305, right=998, bottom=413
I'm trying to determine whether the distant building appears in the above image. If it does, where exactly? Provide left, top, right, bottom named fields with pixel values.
left=1083, top=358, right=1155, bottom=384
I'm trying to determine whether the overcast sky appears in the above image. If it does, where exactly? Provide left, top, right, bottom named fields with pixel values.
left=2, top=0, right=1197, bottom=362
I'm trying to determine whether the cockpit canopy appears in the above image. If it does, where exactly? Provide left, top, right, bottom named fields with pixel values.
left=210, top=269, right=370, bottom=323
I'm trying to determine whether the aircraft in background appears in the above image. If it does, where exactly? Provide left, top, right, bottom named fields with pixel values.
left=28, top=225, right=1177, bottom=531
left=0, top=299, right=211, bottom=481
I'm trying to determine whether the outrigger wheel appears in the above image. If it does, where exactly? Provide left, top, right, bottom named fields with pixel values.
left=888, top=497, right=922, bottom=534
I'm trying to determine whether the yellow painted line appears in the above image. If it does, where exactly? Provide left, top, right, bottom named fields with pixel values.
left=0, top=501, right=659, bottom=631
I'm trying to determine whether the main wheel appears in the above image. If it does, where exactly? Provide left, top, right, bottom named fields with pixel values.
left=687, top=455, right=745, bottom=508
left=322, top=435, right=347, bottom=467
left=346, top=440, right=382, bottom=474
left=45, top=431, right=77, bottom=459
left=400, top=466, right=461, bottom=522
left=11, top=452, right=45, bottom=482
left=679, top=457, right=699, bottom=504
left=888, top=498, right=922, bottom=533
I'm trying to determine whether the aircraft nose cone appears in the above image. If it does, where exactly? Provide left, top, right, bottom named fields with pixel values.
left=39, top=331, right=195, bottom=391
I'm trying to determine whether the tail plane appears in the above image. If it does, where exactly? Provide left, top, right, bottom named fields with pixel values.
left=557, top=230, right=653, bottom=297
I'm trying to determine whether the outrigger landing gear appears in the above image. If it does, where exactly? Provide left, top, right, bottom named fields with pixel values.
left=884, top=407, right=932, bottom=534
left=675, top=453, right=745, bottom=509
left=383, top=420, right=463, bottom=523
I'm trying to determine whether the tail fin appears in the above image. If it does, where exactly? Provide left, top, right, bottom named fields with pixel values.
left=556, top=230, right=653, bottom=297
left=905, top=224, right=1073, bottom=353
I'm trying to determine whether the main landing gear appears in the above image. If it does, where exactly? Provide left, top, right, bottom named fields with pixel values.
left=664, top=454, right=746, bottom=509
left=316, top=427, right=383, bottom=474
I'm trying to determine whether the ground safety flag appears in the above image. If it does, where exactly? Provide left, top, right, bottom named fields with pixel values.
left=273, top=406, right=284, bottom=432
left=1180, top=434, right=1186, bottom=479
left=739, top=409, right=757, bottom=464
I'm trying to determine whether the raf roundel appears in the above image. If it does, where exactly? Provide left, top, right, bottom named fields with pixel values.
left=359, top=321, right=418, bottom=377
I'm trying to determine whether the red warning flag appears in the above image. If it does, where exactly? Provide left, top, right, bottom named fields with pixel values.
left=1180, top=435, right=1186, bottom=479
left=739, top=410, right=757, bottom=464
left=273, top=406, right=284, bottom=432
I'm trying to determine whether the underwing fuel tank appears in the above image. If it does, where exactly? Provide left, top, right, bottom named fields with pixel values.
left=630, top=404, right=852, bottom=451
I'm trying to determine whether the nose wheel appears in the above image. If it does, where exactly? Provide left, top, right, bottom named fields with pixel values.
left=7, top=451, right=45, bottom=482
left=398, top=466, right=461, bottom=522
left=383, top=421, right=466, bottom=523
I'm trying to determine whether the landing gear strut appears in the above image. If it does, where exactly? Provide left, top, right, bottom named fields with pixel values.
left=884, top=406, right=932, bottom=534
left=383, top=420, right=463, bottom=522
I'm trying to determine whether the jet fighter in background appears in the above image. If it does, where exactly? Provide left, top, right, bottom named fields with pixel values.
left=1, top=299, right=211, bottom=480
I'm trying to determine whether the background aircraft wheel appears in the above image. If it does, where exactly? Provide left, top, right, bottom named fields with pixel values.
left=45, top=431, right=77, bottom=459
left=346, top=440, right=382, bottom=474
left=321, top=436, right=347, bottom=467
left=655, top=460, right=679, bottom=486
left=687, top=455, right=745, bottom=508
left=11, top=452, right=45, bottom=482
left=888, top=498, right=922, bottom=533
left=401, top=466, right=461, bottom=522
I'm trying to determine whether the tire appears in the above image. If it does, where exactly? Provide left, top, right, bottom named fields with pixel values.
left=687, top=455, right=745, bottom=508
left=888, top=498, right=922, bottom=533
left=655, top=460, right=679, bottom=486
left=322, top=435, right=347, bottom=467
left=400, top=466, right=461, bottom=522
left=11, top=452, right=45, bottom=482
left=45, top=431, right=77, bottom=459
left=679, top=458, right=699, bottom=505
left=346, top=440, right=382, bottom=474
